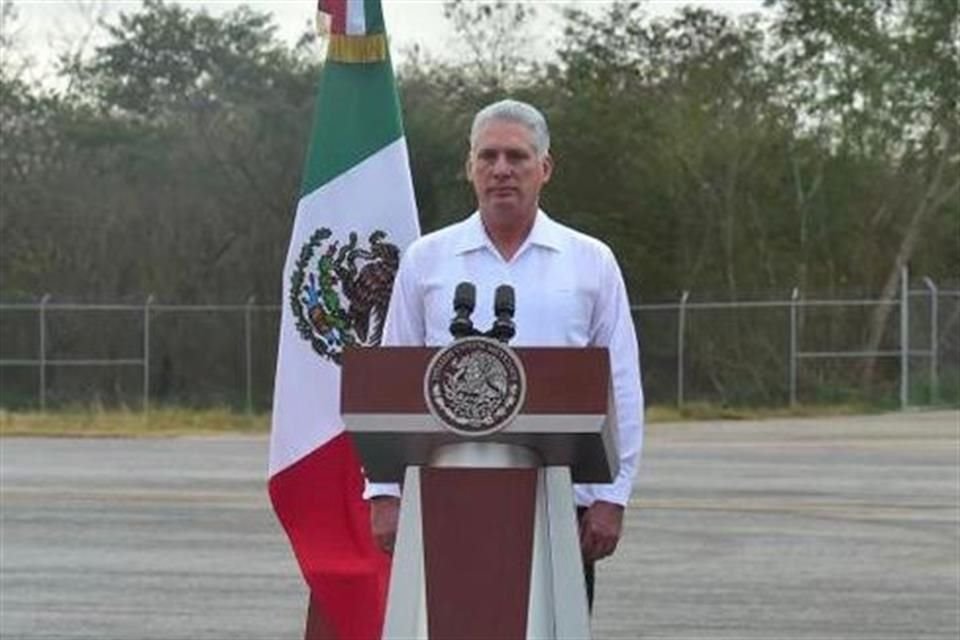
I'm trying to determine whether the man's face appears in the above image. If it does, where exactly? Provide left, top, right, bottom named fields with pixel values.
left=467, top=120, right=553, bottom=224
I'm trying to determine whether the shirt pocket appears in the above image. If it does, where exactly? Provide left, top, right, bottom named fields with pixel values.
left=518, top=286, right=592, bottom=345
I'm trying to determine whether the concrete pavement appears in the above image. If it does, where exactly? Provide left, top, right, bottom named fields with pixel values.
left=1, top=410, right=957, bottom=639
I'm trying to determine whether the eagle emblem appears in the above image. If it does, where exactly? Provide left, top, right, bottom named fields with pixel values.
left=424, top=336, right=527, bottom=437
left=290, top=228, right=400, bottom=364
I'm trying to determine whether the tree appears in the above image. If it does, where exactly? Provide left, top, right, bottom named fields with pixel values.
left=547, top=3, right=802, bottom=297
left=766, top=0, right=960, bottom=385
left=1, top=1, right=320, bottom=404
left=440, top=0, right=540, bottom=92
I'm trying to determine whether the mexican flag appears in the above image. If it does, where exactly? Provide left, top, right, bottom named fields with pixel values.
left=268, top=1, right=420, bottom=638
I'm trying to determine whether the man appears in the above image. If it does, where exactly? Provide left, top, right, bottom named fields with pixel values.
left=365, top=99, right=644, bottom=607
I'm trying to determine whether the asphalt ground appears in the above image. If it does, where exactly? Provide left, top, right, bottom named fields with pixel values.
left=1, top=410, right=957, bottom=640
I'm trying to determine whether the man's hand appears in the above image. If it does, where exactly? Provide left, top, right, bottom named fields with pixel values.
left=579, top=500, right=624, bottom=562
left=370, top=496, right=401, bottom=555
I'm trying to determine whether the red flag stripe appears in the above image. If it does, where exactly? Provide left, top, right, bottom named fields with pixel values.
left=269, top=433, right=390, bottom=640
left=319, top=0, right=347, bottom=34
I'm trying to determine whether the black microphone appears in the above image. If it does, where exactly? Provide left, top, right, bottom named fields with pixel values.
left=489, top=284, right=516, bottom=343
left=449, top=281, right=477, bottom=339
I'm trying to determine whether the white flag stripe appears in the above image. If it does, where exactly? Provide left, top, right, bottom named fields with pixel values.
left=345, top=0, right=367, bottom=36
left=269, top=137, right=419, bottom=477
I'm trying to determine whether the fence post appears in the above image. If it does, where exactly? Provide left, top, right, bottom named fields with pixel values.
left=922, top=276, right=938, bottom=404
left=789, top=288, right=799, bottom=407
left=39, top=293, right=51, bottom=411
left=143, top=295, right=154, bottom=414
left=900, top=267, right=909, bottom=410
left=245, top=296, right=256, bottom=414
left=677, top=290, right=690, bottom=408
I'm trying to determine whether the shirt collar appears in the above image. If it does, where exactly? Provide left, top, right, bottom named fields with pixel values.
left=453, top=209, right=564, bottom=256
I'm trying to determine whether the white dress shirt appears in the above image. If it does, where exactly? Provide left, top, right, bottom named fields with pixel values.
left=365, top=210, right=644, bottom=507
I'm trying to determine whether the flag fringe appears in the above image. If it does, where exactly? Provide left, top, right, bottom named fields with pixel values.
left=327, top=34, right=388, bottom=63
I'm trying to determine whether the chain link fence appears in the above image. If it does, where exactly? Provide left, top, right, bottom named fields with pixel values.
left=2, top=273, right=957, bottom=412
left=639, top=277, right=959, bottom=409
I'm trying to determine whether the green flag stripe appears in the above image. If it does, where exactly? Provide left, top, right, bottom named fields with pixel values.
left=364, top=0, right=385, bottom=33
left=299, top=58, right=403, bottom=196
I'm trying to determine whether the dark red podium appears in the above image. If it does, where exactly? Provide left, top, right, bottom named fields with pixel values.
left=342, top=343, right=618, bottom=640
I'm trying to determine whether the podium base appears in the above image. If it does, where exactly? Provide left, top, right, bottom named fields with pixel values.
left=383, top=458, right=590, bottom=639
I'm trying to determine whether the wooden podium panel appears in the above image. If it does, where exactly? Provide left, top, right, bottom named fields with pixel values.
left=421, top=468, right=538, bottom=640
left=342, top=347, right=608, bottom=413
left=342, top=346, right=618, bottom=483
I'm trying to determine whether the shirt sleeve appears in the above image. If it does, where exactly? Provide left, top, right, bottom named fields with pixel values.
left=363, top=244, right=424, bottom=500
left=380, top=242, right=426, bottom=347
left=584, top=247, right=644, bottom=506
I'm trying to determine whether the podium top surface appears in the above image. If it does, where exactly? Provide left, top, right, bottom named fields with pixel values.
left=342, top=346, right=609, bottom=415
left=341, top=346, right=619, bottom=483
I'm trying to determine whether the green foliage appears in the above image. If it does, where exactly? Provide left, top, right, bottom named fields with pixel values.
left=2, top=0, right=320, bottom=303
left=67, top=0, right=307, bottom=117
left=440, top=0, right=541, bottom=91
left=0, top=0, right=956, bottom=407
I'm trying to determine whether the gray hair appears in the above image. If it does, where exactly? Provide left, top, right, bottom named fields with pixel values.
left=469, top=99, right=551, bottom=158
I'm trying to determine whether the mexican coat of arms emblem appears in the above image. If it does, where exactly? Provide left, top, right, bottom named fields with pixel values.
left=290, top=228, right=399, bottom=365
left=424, top=336, right=527, bottom=437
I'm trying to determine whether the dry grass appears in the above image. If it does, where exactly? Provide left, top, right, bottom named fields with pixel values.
left=645, top=402, right=881, bottom=423
left=0, top=407, right=269, bottom=437
left=0, top=403, right=883, bottom=437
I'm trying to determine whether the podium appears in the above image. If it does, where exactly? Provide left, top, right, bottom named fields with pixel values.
left=342, top=340, right=618, bottom=640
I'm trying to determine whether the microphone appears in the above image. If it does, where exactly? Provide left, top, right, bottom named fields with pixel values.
left=489, top=284, right=516, bottom=343
left=449, top=281, right=477, bottom=339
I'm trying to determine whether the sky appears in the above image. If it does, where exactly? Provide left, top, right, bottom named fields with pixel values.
left=2, top=0, right=768, bottom=83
